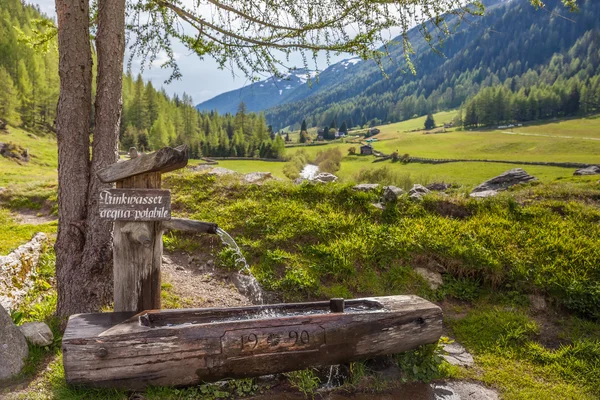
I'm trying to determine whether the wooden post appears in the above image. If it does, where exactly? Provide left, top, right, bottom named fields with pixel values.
left=113, top=172, right=163, bottom=312
left=96, top=145, right=188, bottom=312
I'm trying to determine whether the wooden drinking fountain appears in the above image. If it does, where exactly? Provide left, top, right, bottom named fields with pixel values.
left=62, top=146, right=443, bottom=389
left=63, top=296, right=442, bottom=389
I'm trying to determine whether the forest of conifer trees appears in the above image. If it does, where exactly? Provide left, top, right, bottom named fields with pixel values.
left=265, top=0, right=600, bottom=131
left=0, top=0, right=283, bottom=159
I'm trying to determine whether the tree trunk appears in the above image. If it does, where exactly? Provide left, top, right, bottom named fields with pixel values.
left=55, top=0, right=126, bottom=319
left=79, top=0, right=127, bottom=311
left=54, top=0, right=93, bottom=318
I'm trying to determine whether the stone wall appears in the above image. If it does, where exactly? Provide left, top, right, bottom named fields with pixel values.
left=0, top=232, right=48, bottom=311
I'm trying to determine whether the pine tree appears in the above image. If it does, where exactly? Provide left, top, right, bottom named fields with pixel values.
left=339, top=121, right=348, bottom=134
left=424, top=113, right=435, bottom=130
left=300, top=119, right=307, bottom=132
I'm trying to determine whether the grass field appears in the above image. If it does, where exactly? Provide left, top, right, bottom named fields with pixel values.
left=335, top=157, right=596, bottom=186
left=369, top=128, right=600, bottom=164
left=187, top=159, right=288, bottom=179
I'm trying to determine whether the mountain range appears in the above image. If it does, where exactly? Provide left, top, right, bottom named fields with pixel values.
left=196, top=0, right=600, bottom=130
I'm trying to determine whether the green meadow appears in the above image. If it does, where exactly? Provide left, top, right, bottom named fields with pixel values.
left=209, top=114, right=600, bottom=185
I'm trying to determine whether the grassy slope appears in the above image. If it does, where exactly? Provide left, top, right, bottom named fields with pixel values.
left=374, top=110, right=458, bottom=138
left=0, top=127, right=58, bottom=254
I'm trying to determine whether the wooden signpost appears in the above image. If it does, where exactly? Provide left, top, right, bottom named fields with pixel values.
left=95, top=145, right=217, bottom=313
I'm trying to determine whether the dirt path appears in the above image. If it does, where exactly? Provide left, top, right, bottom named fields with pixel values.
left=11, top=210, right=57, bottom=225
left=161, top=250, right=252, bottom=308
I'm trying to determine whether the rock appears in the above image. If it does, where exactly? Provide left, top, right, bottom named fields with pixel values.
left=19, top=321, right=54, bottom=347
left=529, top=295, right=547, bottom=312
left=432, top=381, right=498, bottom=400
left=471, top=168, right=536, bottom=194
left=293, top=177, right=306, bottom=184
left=312, top=172, right=338, bottom=183
left=0, top=232, right=48, bottom=310
left=469, top=190, right=498, bottom=198
left=175, top=265, right=186, bottom=272
left=574, top=165, right=600, bottom=176
left=414, top=267, right=443, bottom=290
left=381, top=186, right=405, bottom=203
left=409, top=184, right=430, bottom=201
left=353, top=183, right=380, bottom=192
left=207, top=167, right=237, bottom=176
left=243, top=172, right=273, bottom=184
left=0, top=304, right=28, bottom=381
left=442, top=341, right=474, bottom=367
left=427, top=182, right=452, bottom=191
left=411, top=184, right=430, bottom=195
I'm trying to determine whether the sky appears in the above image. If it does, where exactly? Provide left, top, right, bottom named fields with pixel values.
left=33, top=0, right=352, bottom=105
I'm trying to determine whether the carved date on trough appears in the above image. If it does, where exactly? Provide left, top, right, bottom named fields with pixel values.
left=62, top=295, right=442, bottom=390
left=98, top=189, right=171, bottom=221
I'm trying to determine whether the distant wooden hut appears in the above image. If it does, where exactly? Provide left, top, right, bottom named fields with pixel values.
left=360, top=144, right=373, bottom=155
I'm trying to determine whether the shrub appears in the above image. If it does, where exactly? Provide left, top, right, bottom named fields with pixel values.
left=315, top=148, right=343, bottom=173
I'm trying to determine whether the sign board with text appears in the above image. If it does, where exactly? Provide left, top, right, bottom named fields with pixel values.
left=98, top=189, right=171, bottom=221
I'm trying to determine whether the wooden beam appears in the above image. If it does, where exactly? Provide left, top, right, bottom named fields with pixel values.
left=162, top=217, right=218, bottom=234
left=97, top=145, right=188, bottom=183
left=63, top=295, right=443, bottom=389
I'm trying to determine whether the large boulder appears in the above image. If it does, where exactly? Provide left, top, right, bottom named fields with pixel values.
left=381, top=186, right=405, bottom=203
left=312, top=172, right=338, bottom=183
left=0, top=304, right=28, bottom=381
left=471, top=168, right=536, bottom=195
left=574, top=165, right=600, bottom=176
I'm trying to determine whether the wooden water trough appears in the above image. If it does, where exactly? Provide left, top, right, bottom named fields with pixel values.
left=63, top=295, right=442, bottom=389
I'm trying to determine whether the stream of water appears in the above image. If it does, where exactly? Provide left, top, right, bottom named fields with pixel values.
left=300, top=164, right=319, bottom=180
left=216, top=227, right=265, bottom=304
